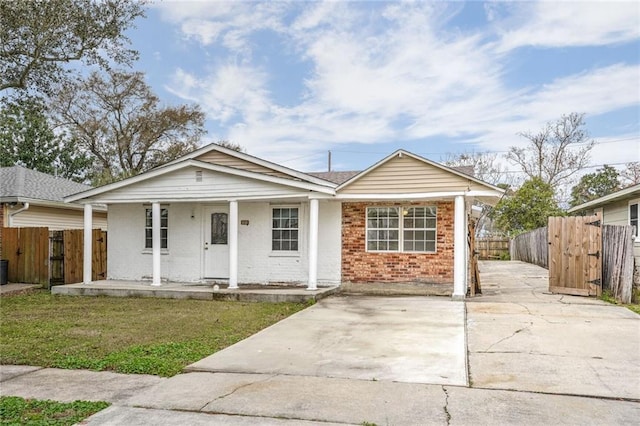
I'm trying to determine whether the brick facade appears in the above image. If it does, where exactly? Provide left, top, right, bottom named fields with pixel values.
left=341, top=201, right=454, bottom=284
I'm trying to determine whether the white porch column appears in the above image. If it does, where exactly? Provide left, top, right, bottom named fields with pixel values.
left=307, top=198, right=319, bottom=291
left=228, top=200, right=239, bottom=289
left=453, top=195, right=466, bottom=300
left=83, top=204, right=92, bottom=284
left=151, top=202, right=161, bottom=286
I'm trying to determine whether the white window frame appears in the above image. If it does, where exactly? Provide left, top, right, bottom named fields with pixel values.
left=271, top=206, right=300, bottom=252
left=629, top=199, right=639, bottom=241
left=366, top=206, right=437, bottom=253
left=144, top=207, right=168, bottom=250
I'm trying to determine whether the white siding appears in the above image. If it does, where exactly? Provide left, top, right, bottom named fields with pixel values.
left=94, top=167, right=308, bottom=203
left=107, top=201, right=342, bottom=285
left=9, top=205, right=107, bottom=230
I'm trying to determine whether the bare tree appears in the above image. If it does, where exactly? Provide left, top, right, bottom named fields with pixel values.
left=216, top=140, right=246, bottom=152
left=442, top=151, right=511, bottom=186
left=620, top=162, right=640, bottom=187
left=443, top=151, right=511, bottom=237
left=507, top=113, right=595, bottom=189
left=51, top=70, right=206, bottom=185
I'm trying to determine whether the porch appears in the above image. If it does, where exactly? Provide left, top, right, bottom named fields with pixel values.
left=51, top=280, right=338, bottom=303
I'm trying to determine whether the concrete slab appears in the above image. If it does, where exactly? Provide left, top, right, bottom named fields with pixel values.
left=85, top=406, right=346, bottom=425
left=468, top=261, right=640, bottom=400
left=187, top=295, right=467, bottom=385
left=0, top=367, right=165, bottom=403
left=446, top=386, right=640, bottom=426
left=0, top=365, right=42, bottom=382
left=123, top=371, right=447, bottom=426
left=0, top=283, right=40, bottom=295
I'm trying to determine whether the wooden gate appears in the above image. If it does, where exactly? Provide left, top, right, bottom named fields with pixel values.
left=548, top=215, right=602, bottom=296
left=62, top=229, right=107, bottom=284
left=1, top=227, right=106, bottom=286
left=1, top=227, right=49, bottom=285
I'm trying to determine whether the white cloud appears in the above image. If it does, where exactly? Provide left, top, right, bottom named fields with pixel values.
left=155, top=1, right=639, bottom=171
left=492, top=1, right=640, bottom=51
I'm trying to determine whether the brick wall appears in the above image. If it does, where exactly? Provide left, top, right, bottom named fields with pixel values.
left=341, top=201, right=454, bottom=284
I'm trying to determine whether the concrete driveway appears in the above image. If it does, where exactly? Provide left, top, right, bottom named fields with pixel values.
left=188, top=295, right=467, bottom=385
left=468, top=261, right=640, bottom=400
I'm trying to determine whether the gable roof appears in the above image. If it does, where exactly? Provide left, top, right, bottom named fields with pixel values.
left=567, top=183, right=640, bottom=213
left=0, top=166, right=92, bottom=203
left=162, top=143, right=336, bottom=188
left=65, top=159, right=335, bottom=203
left=336, top=150, right=504, bottom=193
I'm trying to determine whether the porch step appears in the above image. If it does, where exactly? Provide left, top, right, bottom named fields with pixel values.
left=51, top=282, right=338, bottom=303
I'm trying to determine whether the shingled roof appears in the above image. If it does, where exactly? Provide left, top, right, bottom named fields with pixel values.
left=0, top=166, right=92, bottom=203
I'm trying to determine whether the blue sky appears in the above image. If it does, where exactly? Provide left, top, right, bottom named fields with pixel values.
left=127, top=1, right=640, bottom=175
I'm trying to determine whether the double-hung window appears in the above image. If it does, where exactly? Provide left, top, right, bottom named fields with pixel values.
left=630, top=201, right=639, bottom=240
left=272, top=207, right=299, bottom=251
left=145, top=208, right=168, bottom=249
left=367, top=206, right=437, bottom=253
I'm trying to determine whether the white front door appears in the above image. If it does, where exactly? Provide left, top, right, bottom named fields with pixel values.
left=203, top=206, right=230, bottom=278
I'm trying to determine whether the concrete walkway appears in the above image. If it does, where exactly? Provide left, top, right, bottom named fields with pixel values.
left=2, top=261, right=639, bottom=424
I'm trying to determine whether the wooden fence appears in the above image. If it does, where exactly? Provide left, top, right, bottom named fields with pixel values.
left=602, top=225, right=635, bottom=304
left=509, top=220, right=635, bottom=302
left=1, top=227, right=107, bottom=287
left=510, top=227, right=548, bottom=269
left=475, top=237, right=510, bottom=260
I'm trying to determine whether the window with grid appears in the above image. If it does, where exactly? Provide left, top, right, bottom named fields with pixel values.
left=145, top=208, right=168, bottom=249
left=272, top=207, right=299, bottom=251
left=403, top=206, right=437, bottom=252
left=366, top=207, right=400, bottom=251
left=366, top=206, right=437, bottom=252
left=630, top=202, right=639, bottom=239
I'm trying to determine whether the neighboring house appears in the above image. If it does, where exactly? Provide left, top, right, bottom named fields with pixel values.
left=0, top=165, right=108, bottom=231
left=568, top=183, right=640, bottom=282
left=65, top=144, right=503, bottom=298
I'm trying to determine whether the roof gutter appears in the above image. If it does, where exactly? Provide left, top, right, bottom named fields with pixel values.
left=8, top=202, right=29, bottom=226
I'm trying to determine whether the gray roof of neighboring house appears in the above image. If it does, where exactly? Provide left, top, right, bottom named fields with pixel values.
left=0, top=166, right=92, bottom=203
left=308, top=166, right=476, bottom=185
left=307, top=171, right=361, bottom=185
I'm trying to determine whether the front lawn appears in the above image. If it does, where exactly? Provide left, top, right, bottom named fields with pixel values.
left=0, top=396, right=109, bottom=425
left=0, top=290, right=306, bottom=376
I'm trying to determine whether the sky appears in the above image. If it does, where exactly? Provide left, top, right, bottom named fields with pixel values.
left=127, top=0, right=640, bottom=176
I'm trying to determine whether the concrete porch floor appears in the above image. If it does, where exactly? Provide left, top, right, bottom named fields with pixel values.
left=51, top=280, right=338, bottom=303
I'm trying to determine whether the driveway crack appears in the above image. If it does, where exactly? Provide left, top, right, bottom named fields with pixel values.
left=442, top=386, right=451, bottom=425
left=483, top=322, right=532, bottom=352
left=198, top=374, right=277, bottom=411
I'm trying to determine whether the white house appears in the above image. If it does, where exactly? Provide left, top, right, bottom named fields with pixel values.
left=65, top=144, right=504, bottom=298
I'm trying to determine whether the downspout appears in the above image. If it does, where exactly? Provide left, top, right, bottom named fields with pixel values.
left=8, top=202, right=29, bottom=226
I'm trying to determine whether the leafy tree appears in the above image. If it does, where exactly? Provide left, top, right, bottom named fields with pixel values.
left=51, top=70, right=206, bottom=185
left=491, top=177, right=564, bottom=236
left=507, top=113, right=595, bottom=189
left=0, top=97, right=90, bottom=182
left=0, top=0, right=145, bottom=95
left=569, top=165, right=621, bottom=207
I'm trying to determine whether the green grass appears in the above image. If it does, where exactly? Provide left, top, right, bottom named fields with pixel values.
left=0, top=290, right=306, bottom=376
left=0, top=396, right=109, bottom=425
left=600, top=290, right=640, bottom=315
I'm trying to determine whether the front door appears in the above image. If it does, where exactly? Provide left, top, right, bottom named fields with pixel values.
left=203, top=206, right=230, bottom=279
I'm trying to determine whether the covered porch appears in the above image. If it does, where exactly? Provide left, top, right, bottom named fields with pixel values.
left=51, top=279, right=338, bottom=303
